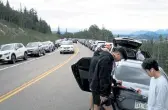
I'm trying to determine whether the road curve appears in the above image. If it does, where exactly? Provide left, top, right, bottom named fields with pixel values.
left=0, top=43, right=93, bottom=110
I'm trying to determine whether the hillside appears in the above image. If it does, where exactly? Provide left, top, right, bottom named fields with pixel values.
left=0, top=20, right=58, bottom=45
left=130, top=30, right=168, bottom=40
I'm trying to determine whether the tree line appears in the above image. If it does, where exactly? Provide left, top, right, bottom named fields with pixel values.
left=141, top=37, right=168, bottom=74
left=59, top=24, right=113, bottom=41
left=0, top=0, right=51, bottom=33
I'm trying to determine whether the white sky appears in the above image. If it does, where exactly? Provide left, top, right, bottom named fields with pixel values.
left=4, top=0, right=168, bottom=32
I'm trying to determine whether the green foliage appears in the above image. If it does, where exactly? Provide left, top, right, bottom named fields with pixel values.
left=73, top=24, right=113, bottom=41
left=141, top=40, right=168, bottom=74
left=0, top=0, right=51, bottom=33
left=0, top=20, right=58, bottom=45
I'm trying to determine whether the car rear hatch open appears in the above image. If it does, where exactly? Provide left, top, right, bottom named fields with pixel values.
left=113, top=37, right=142, bottom=50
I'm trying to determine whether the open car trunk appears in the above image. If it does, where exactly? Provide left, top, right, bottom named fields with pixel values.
left=113, top=38, right=151, bottom=59
left=113, top=38, right=142, bottom=49
left=71, top=57, right=91, bottom=92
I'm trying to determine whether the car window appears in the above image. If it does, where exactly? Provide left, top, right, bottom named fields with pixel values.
left=114, top=65, right=151, bottom=86
left=26, top=42, right=39, bottom=47
left=0, top=44, right=14, bottom=51
left=17, top=44, right=23, bottom=48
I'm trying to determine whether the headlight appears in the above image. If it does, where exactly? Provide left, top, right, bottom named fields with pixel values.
left=4, top=52, right=10, bottom=55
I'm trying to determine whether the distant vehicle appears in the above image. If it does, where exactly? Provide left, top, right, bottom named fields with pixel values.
left=60, top=41, right=74, bottom=54
left=42, top=41, right=55, bottom=52
left=73, top=39, right=77, bottom=43
left=0, top=43, right=28, bottom=64
left=94, top=40, right=106, bottom=45
left=94, top=42, right=106, bottom=51
left=113, top=37, right=151, bottom=60
left=26, top=42, right=46, bottom=57
left=55, top=39, right=62, bottom=48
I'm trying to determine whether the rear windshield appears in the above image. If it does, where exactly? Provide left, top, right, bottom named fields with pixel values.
left=115, top=65, right=151, bottom=86
left=61, top=41, right=73, bottom=45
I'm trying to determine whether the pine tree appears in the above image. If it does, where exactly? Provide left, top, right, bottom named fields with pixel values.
left=6, top=0, right=10, bottom=8
left=57, top=26, right=61, bottom=35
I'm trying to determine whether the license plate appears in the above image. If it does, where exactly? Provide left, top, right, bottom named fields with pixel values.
left=134, top=101, right=147, bottom=110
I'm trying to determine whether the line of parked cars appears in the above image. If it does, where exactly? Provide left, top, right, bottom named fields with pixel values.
left=0, top=41, right=56, bottom=64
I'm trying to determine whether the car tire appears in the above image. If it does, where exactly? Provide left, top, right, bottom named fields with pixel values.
left=60, top=52, right=62, bottom=54
left=49, top=48, right=52, bottom=53
left=10, top=54, right=16, bottom=64
left=23, top=52, right=28, bottom=60
left=43, top=50, right=46, bottom=55
left=37, top=51, right=41, bottom=57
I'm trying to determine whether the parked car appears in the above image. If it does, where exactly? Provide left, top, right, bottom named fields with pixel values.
left=94, top=42, right=106, bottom=51
left=113, top=37, right=151, bottom=60
left=55, top=39, right=62, bottom=48
left=60, top=41, right=74, bottom=54
left=72, top=39, right=77, bottom=43
left=0, top=43, right=28, bottom=64
left=42, top=41, right=55, bottom=52
left=71, top=57, right=167, bottom=97
left=26, top=42, right=46, bottom=57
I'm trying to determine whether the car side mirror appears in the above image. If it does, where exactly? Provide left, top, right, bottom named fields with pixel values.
left=15, top=47, right=19, bottom=50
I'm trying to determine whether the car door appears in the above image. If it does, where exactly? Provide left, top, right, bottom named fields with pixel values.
left=14, top=44, right=21, bottom=58
left=19, top=43, right=26, bottom=56
left=38, top=43, right=43, bottom=53
left=71, top=57, right=91, bottom=92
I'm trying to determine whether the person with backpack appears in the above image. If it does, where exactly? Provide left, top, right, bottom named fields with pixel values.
left=142, top=58, right=168, bottom=110
left=90, top=47, right=127, bottom=110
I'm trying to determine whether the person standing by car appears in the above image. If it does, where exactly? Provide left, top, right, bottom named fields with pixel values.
left=90, top=47, right=127, bottom=110
left=142, top=58, right=168, bottom=110
left=136, top=49, right=145, bottom=61
left=89, top=46, right=111, bottom=110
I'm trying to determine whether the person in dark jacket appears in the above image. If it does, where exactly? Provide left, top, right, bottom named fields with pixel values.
left=90, top=47, right=127, bottom=110
left=89, top=47, right=104, bottom=110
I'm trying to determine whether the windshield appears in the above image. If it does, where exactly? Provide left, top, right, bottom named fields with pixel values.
left=42, top=42, right=49, bottom=45
left=0, top=44, right=14, bottom=51
left=115, top=65, right=151, bottom=86
left=26, top=42, right=39, bottom=47
left=61, top=41, right=73, bottom=45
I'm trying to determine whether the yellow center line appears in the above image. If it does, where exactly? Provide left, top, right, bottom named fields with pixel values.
left=0, top=48, right=79, bottom=103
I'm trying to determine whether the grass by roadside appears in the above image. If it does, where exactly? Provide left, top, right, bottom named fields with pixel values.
left=0, top=20, right=58, bottom=45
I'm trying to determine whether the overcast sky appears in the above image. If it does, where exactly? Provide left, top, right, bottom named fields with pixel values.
left=4, top=0, right=168, bottom=32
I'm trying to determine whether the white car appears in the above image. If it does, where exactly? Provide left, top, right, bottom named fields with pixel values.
left=60, top=41, right=74, bottom=54
left=0, top=43, right=28, bottom=64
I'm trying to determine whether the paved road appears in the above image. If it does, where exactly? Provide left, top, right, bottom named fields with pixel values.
left=0, top=43, right=93, bottom=110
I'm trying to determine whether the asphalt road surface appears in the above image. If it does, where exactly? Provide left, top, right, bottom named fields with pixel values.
left=0, top=43, right=93, bottom=110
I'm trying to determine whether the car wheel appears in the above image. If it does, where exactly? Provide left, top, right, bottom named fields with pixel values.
left=11, top=54, right=16, bottom=64
left=49, top=48, right=52, bottom=53
left=23, top=52, right=28, bottom=60
left=43, top=50, right=46, bottom=55
left=60, top=52, right=62, bottom=54
left=37, top=51, right=41, bottom=57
